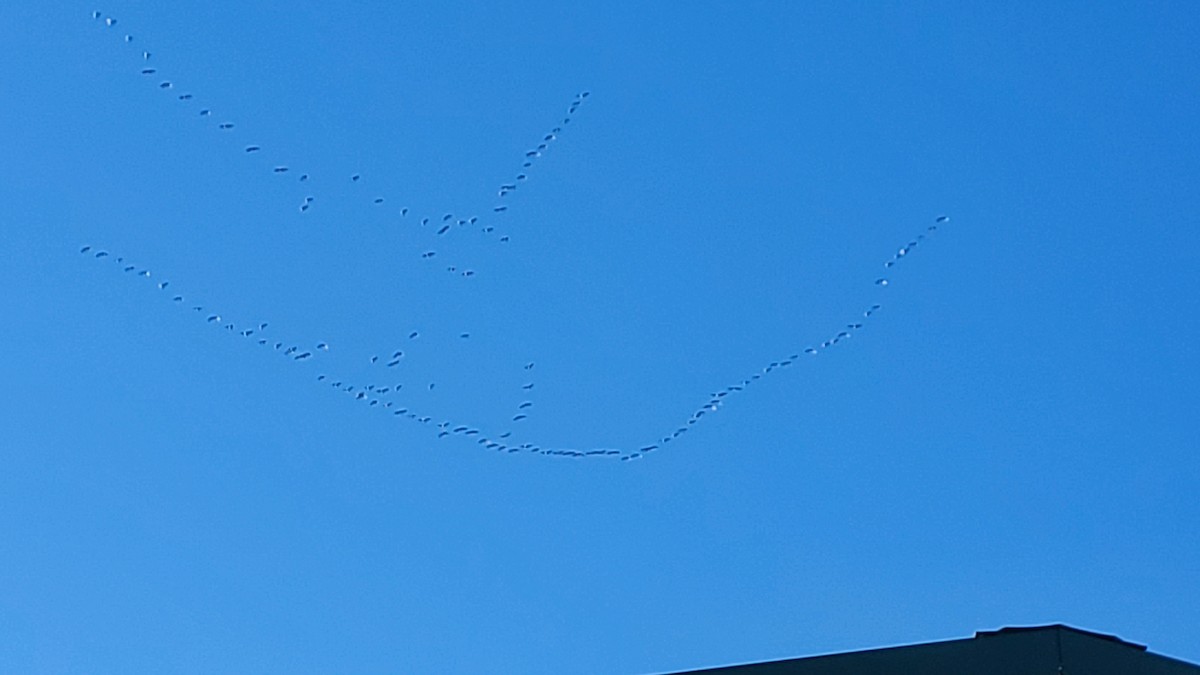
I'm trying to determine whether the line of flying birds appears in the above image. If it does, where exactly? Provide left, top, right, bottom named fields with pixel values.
left=76, top=213, right=948, bottom=462
left=84, top=9, right=951, bottom=462
left=91, top=9, right=587, bottom=281
left=78, top=243, right=546, bottom=448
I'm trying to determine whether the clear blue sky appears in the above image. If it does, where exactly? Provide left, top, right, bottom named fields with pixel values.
left=2, top=2, right=1198, bottom=673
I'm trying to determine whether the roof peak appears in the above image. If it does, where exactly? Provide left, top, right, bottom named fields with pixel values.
left=975, top=624, right=1146, bottom=651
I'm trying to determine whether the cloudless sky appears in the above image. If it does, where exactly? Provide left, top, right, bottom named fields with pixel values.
left=2, top=2, right=1198, bottom=673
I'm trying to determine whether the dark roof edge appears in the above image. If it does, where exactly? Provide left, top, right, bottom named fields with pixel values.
left=659, top=624, right=1161, bottom=674
left=974, top=624, right=1146, bottom=651
left=648, top=634, right=974, bottom=667
left=656, top=632, right=980, bottom=674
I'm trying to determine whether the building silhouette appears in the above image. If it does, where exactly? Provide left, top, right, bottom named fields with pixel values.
left=669, top=624, right=1200, bottom=674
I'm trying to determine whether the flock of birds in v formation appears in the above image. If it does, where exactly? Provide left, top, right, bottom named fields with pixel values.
left=90, top=11, right=576, bottom=280
left=81, top=10, right=951, bottom=463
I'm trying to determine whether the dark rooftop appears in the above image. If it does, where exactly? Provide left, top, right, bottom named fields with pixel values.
left=667, top=624, right=1200, bottom=674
